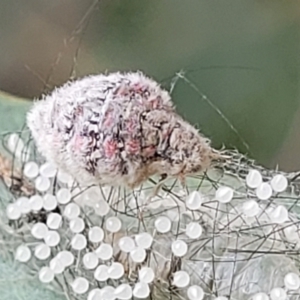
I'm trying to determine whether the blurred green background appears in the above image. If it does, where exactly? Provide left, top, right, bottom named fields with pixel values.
left=0, top=0, right=300, bottom=171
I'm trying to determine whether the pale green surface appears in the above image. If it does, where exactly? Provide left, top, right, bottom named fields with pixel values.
left=0, top=91, right=30, bottom=133
left=0, top=259, right=65, bottom=300
left=0, top=93, right=63, bottom=300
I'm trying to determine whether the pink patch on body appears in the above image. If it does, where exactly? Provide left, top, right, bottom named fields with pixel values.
left=125, top=119, right=138, bottom=134
left=162, top=128, right=172, bottom=140
left=132, top=83, right=145, bottom=93
left=142, top=145, right=156, bottom=157
left=125, top=139, right=141, bottom=155
left=103, top=138, right=118, bottom=159
left=72, top=134, right=85, bottom=152
left=102, top=110, right=115, bottom=129
left=148, top=97, right=161, bottom=109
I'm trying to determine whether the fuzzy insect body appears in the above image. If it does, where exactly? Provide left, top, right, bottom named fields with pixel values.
left=27, top=71, right=219, bottom=188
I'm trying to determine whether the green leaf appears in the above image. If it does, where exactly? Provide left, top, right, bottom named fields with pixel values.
left=0, top=93, right=66, bottom=300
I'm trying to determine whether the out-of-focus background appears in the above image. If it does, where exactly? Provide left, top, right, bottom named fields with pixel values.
left=0, top=0, right=299, bottom=171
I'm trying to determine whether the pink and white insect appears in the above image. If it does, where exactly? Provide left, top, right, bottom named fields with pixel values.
left=27, top=71, right=221, bottom=188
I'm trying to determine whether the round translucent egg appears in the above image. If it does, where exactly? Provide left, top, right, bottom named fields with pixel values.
left=99, top=286, right=115, bottom=300
left=69, top=217, right=85, bottom=233
left=252, top=293, right=269, bottom=300
left=88, top=226, right=104, bottom=243
left=31, top=223, right=48, bottom=239
left=43, top=194, right=57, bottom=211
left=215, top=186, right=234, bottom=203
left=83, top=252, right=99, bottom=270
left=284, top=272, right=300, bottom=290
left=95, top=243, right=113, bottom=260
left=34, top=243, right=51, bottom=260
left=29, top=195, right=43, bottom=211
left=114, top=284, right=132, bottom=300
left=46, top=213, right=62, bottom=230
left=256, top=183, right=272, bottom=200
left=71, top=234, right=87, bottom=250
left=35, top=176, right=51, bottom=192
left=44, top=230, right=60, bottom=247
left=24, top=161, right=39, bottom=179
left=171, top=240, right=188, bottom=257
left=16, top=197, right=31, bottom=214
left=39, top=162, right=57, bottom=178
left=57, top=251, right=74, bottom=267
left=186, top=222, right=203, bottom=239
left=93, top=200, right=110, bottom=216
left=105, top=216, right=122, bottom=233
left=64, top=203, right=80, bottom=219
left=130, top=247, right=146, bottom=263
left=15, top=245, right=31, bottom=262
left=155, top=216, right=172, bottom=233
left=242, top=200, right=260, bottom=217
left=186, top=191, right=203, bottom=210
left=139, top=267, right=155, bottom=283
left=56, top=188, right=72, bottom=205
left=246, top=169, right=262, bottom=189
left=39, top=266, right=54, bottom=283
left=270, top=287, right=287, bottom=300
left=6, top=204, right=21, bottom=220
left=49, top=257, right=65, bottom=274
left=88, top=289, right=102, bottom=300
left=187, top=285, right=204, bottom=300
left=271, top=174, right=288, bottom=193
left=119, top=236, right=136, bottom=253
left=133, top=282, right=150, bottom=299
left=72, top=277, right=89, bottom=294
left=94, top=264, right=109, bottom=281
left=135, top=232, right=153, bottom=249
left=284, top=225, right=299, bottom=242
left=270, top=205, right=289, bottom=224
left=108, top=262, right=124, bottom=279
left=173, top=271, right=190, bottom=288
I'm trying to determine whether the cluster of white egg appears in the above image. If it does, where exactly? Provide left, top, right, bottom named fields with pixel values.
left=244, top=169, right=290, bottom=224
left=6, top=156, right=209, bottom=299
left=249, top=272, right=300, bottom=300
left=5, top=133, right=300, bottom=300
